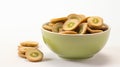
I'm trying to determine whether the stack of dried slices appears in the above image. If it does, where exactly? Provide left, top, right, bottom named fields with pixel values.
left=43, top=14, right=108, bottom=34
left=18, top=41, right=43, bottom=62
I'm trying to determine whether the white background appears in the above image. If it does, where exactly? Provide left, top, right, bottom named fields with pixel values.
left=0, top=0, right=120, bottom=67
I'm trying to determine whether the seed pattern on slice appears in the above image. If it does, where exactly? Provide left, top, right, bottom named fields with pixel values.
left=87, top=16, right=103, bottom=29
left=43, top=13, right=108, bottom=34
left=63, top=19, right=81, bottom=31
left=18, top=41, right=43, bottom=62
left=25, top=49, right=43, bottom=62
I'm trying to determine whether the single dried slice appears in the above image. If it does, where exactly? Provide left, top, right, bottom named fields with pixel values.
left=43, top=24, right=52, bottom=31
left=18, top=51, right=26, bottom=58
left=18, top=45, right=38, bottom=49
left=81, top=17, right=89, bottom=23
left=52, top=22, right=63, bottom=32
left=26, top=49, right=43, bottom=62
left=87, top=27, right=103, bottom=33
left=50, top=17, right=67, bottom=23
left=79, top=14, right=86, bottom=21
left=58, top=28, right=64, bottom=32
left=79, top=23, right=88, bottom=34
left=68, top=14, right=85, bottom=22
left=100, top=24, right=108, bottom=31
left=87, top=16, right=103, bottom=29
left=20, top=41, right=38, bottom=47
left=68, top=14, right=81, bottom=20
left=63, top=19, right=81, bottom=31
left=48, top=22, right=55, bottom=27
left=59, top=31, right=77, bottom=34
left=18, top=46, right=37, bottom=54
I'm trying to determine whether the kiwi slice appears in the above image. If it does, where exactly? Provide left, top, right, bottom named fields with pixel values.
left=87, top=16, right=103, bottom=29
left=52, top=22, right=63, bottom=32
left=48, top=22, right=55, bottom=27
left=68, top=14, right=81, bottom=20
left=43, top=24, right=52, bottom=31
left=18, top=51, right=26, bottom=58
left=79, top=23, right=88, bottom=34
left=50, top=17, right=67, bottom=23
left=18, top=46, right=37, bottom=54
left=79, top=14, right=86, bottom=21
left=26, top=49, right=43, bottom=62
left=68, top=14, right=85, bottom=22
left=59, top=31, right=77, bottom=34
left=63, top=19, right=80, bottom=31
left=20, top=41, right=38, bottom=47
left=87, top=27, right=103, bottom=33
left=81, top=17, right=89, bottom=23
left=100, top=24, right=108, bottom=31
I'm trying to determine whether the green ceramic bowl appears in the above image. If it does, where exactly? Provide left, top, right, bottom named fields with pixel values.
left=41, top=23, right=110, bottom=59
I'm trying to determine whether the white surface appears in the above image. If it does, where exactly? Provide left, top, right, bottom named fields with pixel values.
left=0, top=0, right=120, bottom=67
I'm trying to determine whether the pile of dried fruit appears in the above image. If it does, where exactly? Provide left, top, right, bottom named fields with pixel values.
left=18, top=41, right=43, bottom=62
left=43, top=14, right=108, bottom=34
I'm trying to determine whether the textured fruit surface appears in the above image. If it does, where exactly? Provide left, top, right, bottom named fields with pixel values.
left=20, top=41, right=38, bottom=47
left=52, top=22, right=63, bottom=32
left=79, top=23, right=87, bottom=34
left=43, top=14, right=108, bottom=34
left=63, top=19, right=80, bottom=31
left=50, top=17, right=67, bottom=23
left=26, top=49, right=43, bottom=62
left=87, top=16, right=103, bottom=29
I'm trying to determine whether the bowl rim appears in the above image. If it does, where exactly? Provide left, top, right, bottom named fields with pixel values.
left=41, top=22, right=111, bottom=36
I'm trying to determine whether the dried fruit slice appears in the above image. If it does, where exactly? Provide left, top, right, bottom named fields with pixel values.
left=26, top=49, right=43, bottom=62
left=58, top=28, right=64, bottom=32
left=81, top=17, right=89, bottom=23
left=52, top=22, right=63, bottom=32
left=63, top=19, right=80, bottom=31
left=18, top=46, right=37, bottom=54
left=87, top=27, right=103, bottom=33
left=87, top=16, right=103, bottom=29
left=68, top=14, right=80, bottom=20
left=100, top=24, right=108, bottom=31
left=59, top=31, right=77, bottom=34
left=18, top=51, right=26, bottom=58
left=48, top=22, right=55, bottom=27
left=43, top=24, right=52, bottom=31
left=79, top=23, right=88, bottom=34
left=68, top=14, right=85, bottom=22
left=79, top=14, right=86, bottom=21
left=50, top=17, right=67, bottom=23
left=20, top=41, right=38, bottom=47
